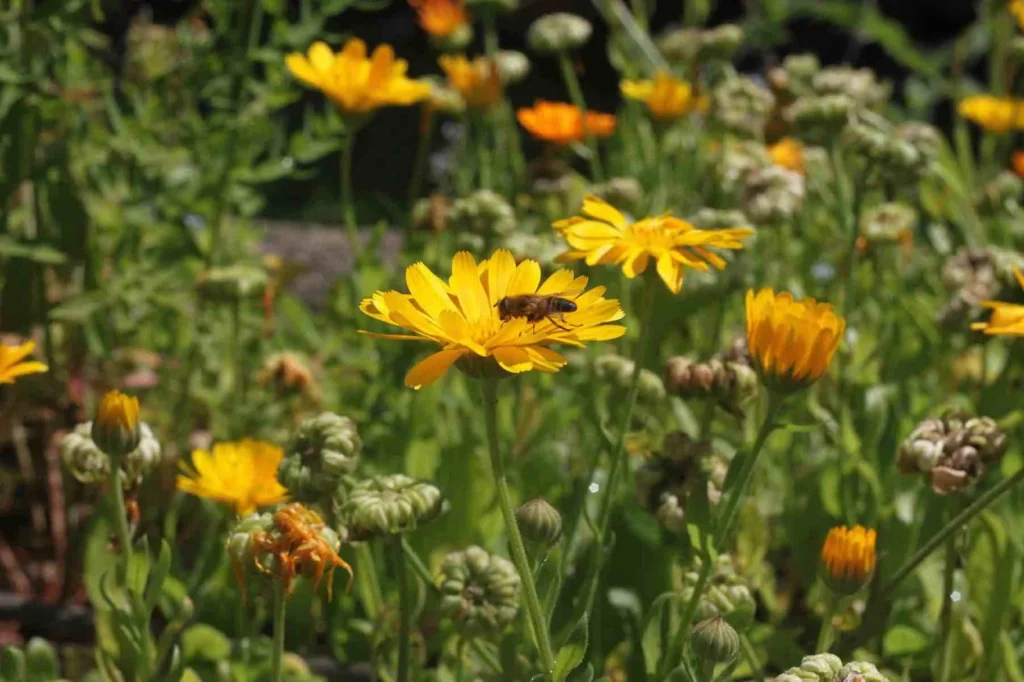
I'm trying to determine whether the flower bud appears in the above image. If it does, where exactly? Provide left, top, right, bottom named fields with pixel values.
left=774, top=653, right=843, bottom=682
left=897, top=412, right=1008, bottom=495
left=92, top=390, right=141, bottom=458
left=62, top=420, right=161, bottom=488
left=656, top=27, right=702, bottom=64
left=715, top=140, right=770, bottom=195
left=691, top=616, right=740, bottom=665
left=496, top=50, right=531, bottom=86
left=259, top=352, right=319, bottom=400
left=439, top=545, right=521, bottom=637
left=770, top=53, right=820, bottom=97
left=842, top=115, right=919, bottom=182
left=450, top=189, right=517, bottom=239
left=24, top=638, right=59, bottom=680
left=594, top=354, right=666, bottom=403
left=278, top=412, right=361, bottom=502
left=680, top=555, right=756, bottom=629
left=820, top=525, right=876, bottom=595
left=664, top=356, right=758, bottom=407
left=837, top=661, right=889, bottom=682
left=527, top=13, right=592, bottom=54
left=655, top=492, right=686, bottom=533
left=515, top=498, right=562, bottom=548
left=341, top=474, right=444, bottom=540
left=857, top=202, right=916, bottom=253
left=688, top=208, right=750, bottom=231
left=196, top=264, right=268, bottom=302
left=431, top=22, right=473, bottom=53
left=785, top=94, right=855, bottom=144
left=742, top=165, right=806, bottom=225
left=709, top=76, right=775, bottom=139
left=697, top=24, right=743, bottom=62
left=812, top=66, right=890, bottom=108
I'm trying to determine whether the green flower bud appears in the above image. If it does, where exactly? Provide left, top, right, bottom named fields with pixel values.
left=279, top=412, right=362, bottom=503
left=697, top=24, right=744, bottom=62
left=341, top=474, right=444, bottom=541
left=715, top=140, right=770, bottom=196
left=812, top=66, right=890, bottom=109
left=0, top=644, right=26, bottom=681
left=62, top=420, right=161, bottom=488
left=527, top=13, right=593, bottom=54
left=594, top=354, right=665, bottom=403
left=424, top=80, right=467, bottom=116
left=439, top=546, right=521, bottom=637
left=859, top=202, right=916, bottom=248
left=785, top=94, right=855, bottom=144
left=196, top=264, right=267, bottom=302
left=896, top=121, right=941, bottom=173
left=742, top=165, right=805, bottom=225
left=24, top=638, right=60, bottom=679
left=656, top=27, right=702, bottom=64
left=709, top=76, right=775, bottom=138
left=838, top=661, right=890, bottom=682
left=775, top=653, right=843, bottom=682
left=688, top=208, right=750, bottom=231
left=691, top=616, right=740, bottom=665
left=515, top=498, right=562, bottom=548
left=496, top=50, right=531, bottom=86
left=770, top=53, right=820, bottom=97
left=842, top=115, right=919, bottom=181
left=680, top=555, right=756, bottom=629
left=450, top=189, right=517, bottom=239
left=226, top=512, right=277, bottom=592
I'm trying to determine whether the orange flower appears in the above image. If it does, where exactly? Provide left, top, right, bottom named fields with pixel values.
left=1013, top=150, right=1024, bottom=177
left=517, top=100, right=616, bottom=145
left=767, top=138, right=804, bottom=174
left=410, top=0, right=468, bottom=38
left=439, top=54, right=502, bottom=109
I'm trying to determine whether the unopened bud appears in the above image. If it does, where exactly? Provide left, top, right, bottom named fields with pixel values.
left=516, top=498, right=563, bottom=548
left=92, top=390, right=141, bottom=458
left=527, top=13, right=592, bottom=54
left=341, top=474, right=444, bottom=540
left=279, top=412, right=361, bottom=502
left=496, top=50, right=531, bottom=86
left=196, top=264, right=267, bottom=302
left=836, top=661, right=888, bottom=682
left=439, top=546, right=521, bottom=637
left=691, top=616, right=740, bottom=665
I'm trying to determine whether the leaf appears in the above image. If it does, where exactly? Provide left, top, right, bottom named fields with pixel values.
left=567, top=663, right=595, bottom=682
left=144, top=539, right=173, bottom=618
left=553, top=616, right=589, bottom=682
left=883, top=625, right=930, bottom=655
left=0, top=235, right=67, bottom=264
left=181, top=624, right=232, bottom=662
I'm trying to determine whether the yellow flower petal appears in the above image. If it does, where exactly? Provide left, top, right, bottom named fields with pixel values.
left=405, top=348, right=465, bottom=389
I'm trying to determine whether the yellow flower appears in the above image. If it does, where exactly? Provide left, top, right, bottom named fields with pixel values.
left=957, top=94, right=1024, bottom=134
left=0, top=341, right=48, bottom=385
left=767, top=137, right=804, bottom=174
left=1012, top=0, right=1024, bottom=30
left=92, top=390, right=141, bottom=457
left=745, top=288, right=845, bottom=390
left=517, top=100, right=617, bottom=145
left=820, top=525, right=876, bottom=595
left=971, top=267, right=1024, bottom=336
left=410, top=0, right=469, bottom=38
left=439, top=54, right=502, bottom=109
left=553, top=195, right=753, bottom=294
left=359, top=249, right=626, bottom=389
left=285, top=39, right=430, bottom=115
left=620, top=72, right=706, bottom=121
left=177, top=439, right=289, bottom=516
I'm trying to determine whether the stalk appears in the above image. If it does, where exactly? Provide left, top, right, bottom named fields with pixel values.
left=394, top=537, right=411, bottom=682
left=106, top=455, right=132, bottom=584
left=557, top=53, right=604, bottom=181
left=815, top=594, right=837, bottom=653
left=270, top=581, right=287, bottom=682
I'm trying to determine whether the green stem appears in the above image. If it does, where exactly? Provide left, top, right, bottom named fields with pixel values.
left=881, top=465, right=1024, bottom=596
left=107, top=457, right=132, bottom=584
left=356, top=543, right=385, bottom=619
left=475, top=116, right=493, bottom=190
left=394, top=537, right=411, bottom=682
left=557, top=53, right=604, bottom=182
left=341, top=125, right=360, bottom=236
left=815, top=594, right=837, bottom=653
left=483, top=15, right=499, bottom=57
left=409, top=107, right=435, bottom=206
left=270, top=581, right=287, bottom=682
left=936, top=526, right=957, bottom=682
left=738, top=634, right=760, bottom=676
left=481, top=379, right=556, bottom=678
left=698, top=659, right=716, bottom=682
left=631, top=0, right=649, bottom=30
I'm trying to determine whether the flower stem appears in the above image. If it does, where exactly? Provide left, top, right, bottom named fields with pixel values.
left=936, top=527, right=957, bottom=682
left=815, top=593, right=837, bottom=653
left=341, top=124, right=360, bottom=236
left=394, top=537, right=411, bottom=682
left=409, top=107, right=435, bottom=206
left=270, top=581, right=287, bottom=682
left=356, top=543, right=385, bottom=619
left=557, top=52, right=604, bottom=182
left=481, top=379, right=556, bottom=678
left=106, top=457, right=132, bottom=584
left=475, top=116, right=493, bottom=190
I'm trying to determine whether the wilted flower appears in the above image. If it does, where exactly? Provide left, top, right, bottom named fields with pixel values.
left=820, top=525, right=876, bottom=595
left=897, top=413, right=1009, bottom=494
left=285, top=39, right=430, bottom=115
left=972, top=266, right=1024, bottom=336
left=663, top=356, right=758, bottom=409
left=767, top=137, right=804, bottom=173
left=439, top=55, right=501, bottom=109
left=278, top=412, right=361, bottom=502
left=680, top=555, right=756, bottom=628
left=709, top=76, right=775, bottom=138
left=92, top=390, right=141, bottom=458
left=0, top=341, right=47, bottom=385
left=595, top=354, right=666, bottom=403
left=938, top=248, right=1024, bottom=328
left=341, top=474, right=444, bottom=540
left=785, top=94, right=855, bottom=144
left=410, top=0, right=471, bottom=50
left=812, top=66, right=889, bottom=109
left=177, top=439, right=289, bottom=516
left=517, top=100, right=616, bottom=144
left=958, top=94, right=1024, bottom=133
left=62, top=421, right=161, bottom=488
left=359, top=250, right=625, bottom=389
left=515, top=498, right=562, bottom=549
left=742, top=165, right=805, bottom=225
left=620, top=72, right=706, bottom=122
left=259, top=352, right=319, bottom=400
left=856, top=202, right=916, bottom=254
left=439, top=546, right=521, bottom=637
left=698, top=24, right=744, bottom=61
left=692, top=617, right=740, bottom=665
left=526, top=13, right=592, bottom=54
left=636, top=432, right=728, bottom=532
left=554, top=195, right=753, bottom=294
left=745, top=288, right=845, bottom=391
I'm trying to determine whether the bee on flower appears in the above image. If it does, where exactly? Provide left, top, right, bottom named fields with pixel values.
left=517, top=101, right=616, bottom=145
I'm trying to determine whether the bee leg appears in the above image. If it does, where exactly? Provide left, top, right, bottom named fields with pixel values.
left=548, top=316, right=574, bottom=333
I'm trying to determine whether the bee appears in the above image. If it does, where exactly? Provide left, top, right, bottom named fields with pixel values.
left=496, top=294, right=579, bottom=331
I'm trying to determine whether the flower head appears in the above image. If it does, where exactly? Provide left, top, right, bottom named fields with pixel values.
left=439, top=54, right=502, bottom=109
left=553, top=195, right=753, bottom=293
left=92, top=390, right=141, bottom=457
left=971, top=266, right=1024, bottom=336
left=958, top=94, right=1024, bottom=134
left=359, top=249, right=626, bottom=389
left=620, top=72, right=706, bottom=121
left=820, top=525, right=876, bottom=595
left=341, top=474, right=444, bottom=540
left=767, top=137, right=804, bottom=173
left=1013, top=0, right=1024, bottom=30
left=745, top=288, right=845, bottom=390
left=285, top=39, right=430, bottom=115
left=517, top=100, right=616, bottom=144
left=410, top=0, right=469, bottom=38
left=177, top=439, right=289, bottom=515
left=0, top=341, right=48, bottom=385
left=439, top=545, right=521, bottom=637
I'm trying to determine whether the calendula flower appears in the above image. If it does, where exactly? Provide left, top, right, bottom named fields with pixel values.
left=359, top=249, right=626, bottom=389
left=439, top=54, right=502, bottom=109
left=620, top=72, right=707, bottom=121
left=92, top=390, right=141, bottom=458
left=767, top=137, right=804, bottom=173
left=177, top=439, right=289, bottom=515
left=285, top=39, right=430, bottom=115
left=958, top=94, right=1024, bottom=134
left=971, top=266, right=1024, bottom=336
left=410, top=0, right=469, bottom=38
left=745, top=288, right=845, bottom=390
left=0, top=341, right=48, bottom=385
left=517, top=100, right=616, bottom=144
left=553, top=195, right=753, bottom=294
left=820, top=525, right=876, bottom=595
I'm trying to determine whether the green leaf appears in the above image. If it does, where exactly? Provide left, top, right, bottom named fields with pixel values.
left=181, top=624, right=232, bottom=662
left=883, top=624, right=930, bottom=655
left=553, top=616, right=589, bottom=682
left=567, top=663, right=595, bottom=682
left=0, top=235, right=67, bottom=264
left=143, top=539, right=173, bottom=618
left=0, top=647, right=26, bottom=682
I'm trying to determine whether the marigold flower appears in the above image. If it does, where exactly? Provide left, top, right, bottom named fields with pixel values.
left=0, top=341, right=48, bottom=385
left=92, top=390, right=141, bottom=457
left=553, top=195, right=753, bottom=294
left=820, top=525, right=876, bottom=595
left=971, top=266, right=1024, bottom=336
left=745, top=288, right=845, bottom=390
left=177, top=439, right=289, bottom=516
left=517, top=100, right=616, bottom=144
left=438, top=54, right=502, bottom=109
left=958, top=94, right=1024, bottom=134
left=410, top=0, right=468, bottom=38
left=620, top=72, right=707, bottom=121
left=767, top=137, right=804, bottom=174
left=359, top=249, right=626, bottom=389
left=285, top=39, right=430, bottom=115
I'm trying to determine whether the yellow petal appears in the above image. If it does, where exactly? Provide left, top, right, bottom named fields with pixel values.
left=581, top=195, right=628, bottom=228
left=506, top=259, right=542, bottom=296
left=405, top=349, right=465, bottom=389
left=492, top=346, right=534, bottom=373
left=308, top=41, right=336, bottom=72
